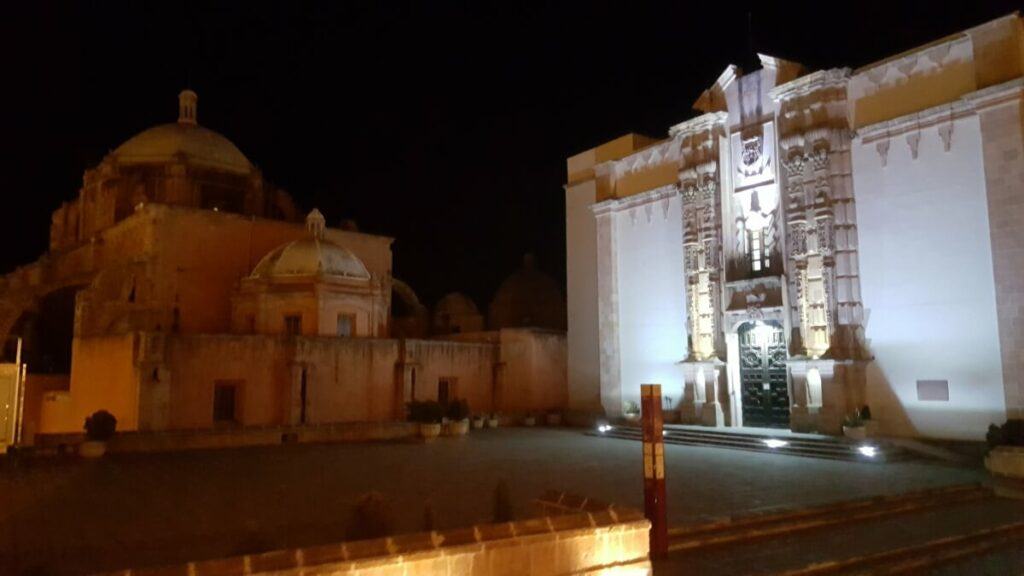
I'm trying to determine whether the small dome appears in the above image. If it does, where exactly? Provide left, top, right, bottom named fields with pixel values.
left=435, top=292, right=480, bottom=318
left=488, top=254, right=566, bottom=330
left=251, top=210, right=370, bottom=281
left=108, top=91, right=253, bottom=174
left=251, top=238, right=370, bottom=281
left=433, top=292, right=484, bottom=335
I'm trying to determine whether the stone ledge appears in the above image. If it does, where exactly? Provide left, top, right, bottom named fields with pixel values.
left=96, top=495, right=651, bottom=576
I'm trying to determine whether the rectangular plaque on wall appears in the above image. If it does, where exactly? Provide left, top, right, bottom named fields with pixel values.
left=916, top=380, right=949, bottom=401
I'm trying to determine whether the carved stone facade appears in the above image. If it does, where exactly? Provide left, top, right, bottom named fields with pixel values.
left=565, top=14, right=1024, bottom=439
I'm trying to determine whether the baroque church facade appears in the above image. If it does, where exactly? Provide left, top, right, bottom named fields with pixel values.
left=565, top=14, right=1024, bottom=439
left=0, top=90, right=567, bottom=445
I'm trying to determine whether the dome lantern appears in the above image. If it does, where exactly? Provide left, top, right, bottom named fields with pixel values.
left=306, top=209, right=326, bottom=240
left=178, top=89, right=198, bottom=125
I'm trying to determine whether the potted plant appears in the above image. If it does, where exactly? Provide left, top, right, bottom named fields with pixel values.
left=407, top=401, right=443, bottom=441
left=858, top=405, right=880, bottom=438
left=842, top=412, right=866, bottom=440
left=471, top=414, right=485, bottom=430
left=444, top=399, right=470, bottom=436
left=80, top=409, right=117, bottom=458
left=985, top=420, right=1024, bottom=498
left=622, top=400, right=641, bottom=423
left=523, top=413, right=536, bottom=427
left=487, top=413, right=500, bottom=428
left=545, top=409, right=562, bottom=427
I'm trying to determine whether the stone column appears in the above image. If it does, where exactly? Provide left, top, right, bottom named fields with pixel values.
left=974, top=84, right=1024, bottom=420
left=594, top=205, right=622, bottom=417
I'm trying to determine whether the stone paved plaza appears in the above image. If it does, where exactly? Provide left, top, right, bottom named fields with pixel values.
left=0, top=428, right=987, bottom=574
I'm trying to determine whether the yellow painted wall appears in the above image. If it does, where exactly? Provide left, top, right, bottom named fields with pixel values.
left=499, top=329, right=568, bottom=413
left=40, top=334, right=141, bottom=434
left=611, top=162, right=679, bottom=200
left=853, top=61, right=976, bottom=129
left=295, top=338, right=401, bottom=423
left=405, top=339, right=496, bottom=414
left=147, top=206, right=392, bottom=336
left=167, top=335, right=291, bottom=428
left=566, top=133, right=661, bottom=185
left=852, top=15, right=1024, bottom=128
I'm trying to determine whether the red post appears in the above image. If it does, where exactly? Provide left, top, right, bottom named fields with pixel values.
left=640, top=383, right=668, bottom=558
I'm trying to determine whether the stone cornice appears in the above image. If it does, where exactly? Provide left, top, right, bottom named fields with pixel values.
left=590, top=184, right=678, bottom=216
left=963, top=77, right=1024, bottom=110
left=856, top=78, right=1024, bottom=143
left=668, top=112, right=729, bottom=138
left=855, top=97, right=974, bottom=144
left=770, top=68, right=851, bottom=102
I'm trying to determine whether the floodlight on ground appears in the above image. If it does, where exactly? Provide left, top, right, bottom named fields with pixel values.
left=858, top=445, right=878, bottom=458
left=597, top=424, right=613, bottom=433
left=762, top=439, right=788, bottom=449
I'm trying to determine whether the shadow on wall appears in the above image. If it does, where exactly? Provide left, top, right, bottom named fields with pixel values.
left=865, top=361, right=918, bottom=438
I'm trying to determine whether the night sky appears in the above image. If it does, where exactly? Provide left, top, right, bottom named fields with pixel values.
left=2, top=1, right=1019, bottom=308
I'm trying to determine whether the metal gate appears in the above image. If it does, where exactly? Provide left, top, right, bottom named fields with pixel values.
left=739, top=321, right=790, bottom=428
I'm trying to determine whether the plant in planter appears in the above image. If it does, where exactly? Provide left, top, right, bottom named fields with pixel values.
left=545, top=408, right=562, bottom=427
left=346, top=492, right=395, bottom=540
left=493, top=479, right=513, bottom=523
left=445, top=399, right=470, bottom=436
left=842, top=412, right=866, bottom=440
left=471, top=414, right=485, bottom=429
left=622, top=400, right=641, bottom=422
left=985, top=420, right=1024, bottom=498
left=857, top=405, right=880, bottom=438
left=80, top=410, right=117, bottom=458
left=407, top=401, right=444, bottom=441
left=487, top=413, right=500, bottom=428
left=523, top=413, right=536, bottom=427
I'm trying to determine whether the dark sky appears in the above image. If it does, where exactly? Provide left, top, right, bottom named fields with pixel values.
left=1, top=1, right=1018, bottom=308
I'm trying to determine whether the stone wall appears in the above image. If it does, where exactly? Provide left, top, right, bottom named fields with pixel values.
left=98, top=506, right=651, bottom=576
left=498, top=329, right=568, bottom=414
left=38, top=329, right=567, bottom=435
left=976, top=81, right=1024, bottom=421
left=35, top=421, right=415, bottom=453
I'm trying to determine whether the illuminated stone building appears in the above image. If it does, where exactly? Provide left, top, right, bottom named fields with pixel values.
left=566, top=14, right=1024, bottom=439
left=0, top=91, right=566, bottom=442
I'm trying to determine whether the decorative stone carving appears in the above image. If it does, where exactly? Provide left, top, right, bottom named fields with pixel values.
left=906, top=132, right=921, bottom=160
left=876, top=139, right=890, bottom=167
left=938, top=123, right=953, bottom=152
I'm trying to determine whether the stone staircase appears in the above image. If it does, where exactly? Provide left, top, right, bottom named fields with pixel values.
left=587, top=423, right=906, bottom=463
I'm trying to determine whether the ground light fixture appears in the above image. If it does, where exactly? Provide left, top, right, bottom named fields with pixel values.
left=858, top=445, right=878, bottom=458
left=597, top=424, right=614, bottom=433
left=762, top=438, right=789, bottom=449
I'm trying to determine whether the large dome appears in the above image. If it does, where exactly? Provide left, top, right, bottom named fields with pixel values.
left=107, top=90, right=253, bottom=175
left=250, top=210, right=371, bottom=281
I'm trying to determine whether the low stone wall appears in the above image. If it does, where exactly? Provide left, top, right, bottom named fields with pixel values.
left=99, top=504, right=651, bottom=576
left=34, top=421, right=416, bottom=454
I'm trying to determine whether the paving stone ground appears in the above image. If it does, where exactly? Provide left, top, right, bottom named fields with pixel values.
left=655, top=496, right=1024, bottom=575
left=0, top=428, right=987, bottom=574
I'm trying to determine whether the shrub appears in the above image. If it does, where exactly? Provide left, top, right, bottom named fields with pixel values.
left=493, top=480, right=513, bottom=523
left=446, top=399, right=470, bottom=421
left=858, top=405, right=872, bottom=421
left=347, top=492, right=394, bottom=541
left=987, top=420, right=1024, bottom=449
left=622, top=400, right=640, bottom=416
left=407, top=401, right=444, bottom=424
left=842, top=412, right=864, bottom=428
left=84, top=410, right=117, bottom=441
left=422, top=501, right=436, bottom=532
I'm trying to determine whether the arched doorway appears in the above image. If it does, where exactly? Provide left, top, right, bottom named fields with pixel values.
left=738, top=320, right=789, bottom=428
